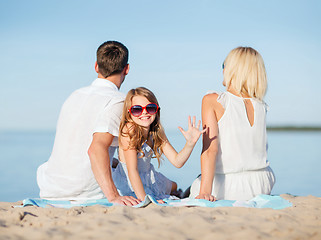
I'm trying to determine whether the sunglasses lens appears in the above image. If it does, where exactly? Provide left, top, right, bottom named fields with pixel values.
left=146, top=103, right=158, bottom=115
left=130, top=105, right=143, bottom=116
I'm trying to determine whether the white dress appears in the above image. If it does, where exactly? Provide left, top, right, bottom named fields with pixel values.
left=190, top=91, right=275, bottom=201
left=112, top=142, right=173, bottom=200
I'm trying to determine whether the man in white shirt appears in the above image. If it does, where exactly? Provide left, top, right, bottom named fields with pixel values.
left=37, top=41, right=140, bottom=206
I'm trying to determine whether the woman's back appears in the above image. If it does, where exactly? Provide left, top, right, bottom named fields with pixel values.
left=189, top=90, right=275, bottom=200
left=215, top=91, right=270, bottom=174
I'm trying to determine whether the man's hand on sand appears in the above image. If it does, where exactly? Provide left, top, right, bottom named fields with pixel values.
left=195, top=193, right=216, bottom=202
left=110, top=196, right=141, bottom=206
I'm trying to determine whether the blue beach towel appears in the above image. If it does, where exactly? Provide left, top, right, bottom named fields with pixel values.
left=21, top=194, right=292, bottom=209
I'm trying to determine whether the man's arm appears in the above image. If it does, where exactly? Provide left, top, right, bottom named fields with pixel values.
left=88, top=132, right=140, bottom=206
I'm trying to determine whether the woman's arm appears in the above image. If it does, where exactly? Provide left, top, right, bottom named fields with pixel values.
left=196, top=94, right=220, bottom=201
left=162, top=116, right=205, bottom=168
left=120, top=134, right=147, bottom=201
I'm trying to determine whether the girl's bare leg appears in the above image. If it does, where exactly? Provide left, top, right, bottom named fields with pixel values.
left=171, top=181, right=177, bottom=193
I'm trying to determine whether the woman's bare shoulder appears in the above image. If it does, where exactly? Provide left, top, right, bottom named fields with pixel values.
left=202, top=93, right=220, bottom=106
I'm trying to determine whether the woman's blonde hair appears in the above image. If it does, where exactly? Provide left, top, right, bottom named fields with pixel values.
left=223, top=47, right=267, bottom=100
left=119, top=87, right=166, bottom=166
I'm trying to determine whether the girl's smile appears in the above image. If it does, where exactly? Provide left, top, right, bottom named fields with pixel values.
left=139, top=115, right=152, bottom=120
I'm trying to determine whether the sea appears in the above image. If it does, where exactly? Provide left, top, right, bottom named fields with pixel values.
left=0, top=130, right=320, bottom=202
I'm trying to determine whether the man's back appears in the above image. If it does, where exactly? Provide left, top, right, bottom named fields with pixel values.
left=37, top=78, right=125, bottom=200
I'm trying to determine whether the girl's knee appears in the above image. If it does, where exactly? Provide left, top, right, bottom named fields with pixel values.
left=171, top=181, right=177, bottom=192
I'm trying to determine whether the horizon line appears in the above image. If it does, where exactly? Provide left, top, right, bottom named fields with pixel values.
left=1, top=125, right=321, bottom=133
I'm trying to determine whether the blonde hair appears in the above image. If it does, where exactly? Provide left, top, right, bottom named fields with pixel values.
left=119, top=87, right=166, bottom=166
left=223, top=47, right=267, bottom=100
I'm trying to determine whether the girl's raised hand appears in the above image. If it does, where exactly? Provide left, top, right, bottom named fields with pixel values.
left=178, top=116, right=206, bottom=146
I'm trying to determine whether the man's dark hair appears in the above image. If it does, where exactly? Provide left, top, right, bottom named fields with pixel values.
left=96, top=41, right=129, bottom=78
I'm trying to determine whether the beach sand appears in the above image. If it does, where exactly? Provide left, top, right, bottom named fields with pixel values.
left=1, top=194, right=320, bottom=240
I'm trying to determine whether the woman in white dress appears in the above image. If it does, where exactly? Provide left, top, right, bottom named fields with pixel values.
left=190, top=47, right=275, bottom=201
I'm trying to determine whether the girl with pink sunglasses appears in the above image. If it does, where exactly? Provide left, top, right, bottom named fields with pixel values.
left=112, top=87, right=205, bottom=202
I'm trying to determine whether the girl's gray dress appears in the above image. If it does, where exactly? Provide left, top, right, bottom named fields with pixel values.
left=112, top=142, right=172, bottom=200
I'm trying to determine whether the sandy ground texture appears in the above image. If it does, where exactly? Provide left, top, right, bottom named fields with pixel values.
left=0, top=194, right=320, bottom=240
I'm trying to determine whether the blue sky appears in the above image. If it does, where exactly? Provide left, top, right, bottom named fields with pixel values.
left=1, top=0, right=321, bottom=131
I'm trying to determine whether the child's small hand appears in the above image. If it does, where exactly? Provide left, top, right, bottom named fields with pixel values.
left=178, top=116, right=206, bottom=146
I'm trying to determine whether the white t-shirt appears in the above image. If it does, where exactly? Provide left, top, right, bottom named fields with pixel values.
left=37, top=78, right=125, bottom=200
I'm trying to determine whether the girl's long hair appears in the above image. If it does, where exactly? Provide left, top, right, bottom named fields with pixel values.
left=223, top=47, right=267, bottom=101
left=119, top=87, right=166, bottom=166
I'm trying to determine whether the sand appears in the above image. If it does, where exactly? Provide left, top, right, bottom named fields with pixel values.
left=0, top=194, right=321, bottom=240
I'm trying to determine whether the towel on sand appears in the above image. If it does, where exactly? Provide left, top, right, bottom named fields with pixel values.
left=21, top=194, right=292, bottom=209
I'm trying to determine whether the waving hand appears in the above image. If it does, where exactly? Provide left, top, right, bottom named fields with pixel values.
left=178, top=116, right=206, bottom=147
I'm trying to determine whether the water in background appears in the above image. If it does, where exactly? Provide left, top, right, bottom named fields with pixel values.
left=0, top=130, right=320, bottom=202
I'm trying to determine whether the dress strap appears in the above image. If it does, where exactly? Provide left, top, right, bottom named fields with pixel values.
left=263, top=101, right=269, bottom=112
left=142, top=141, right=152, bottom=151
